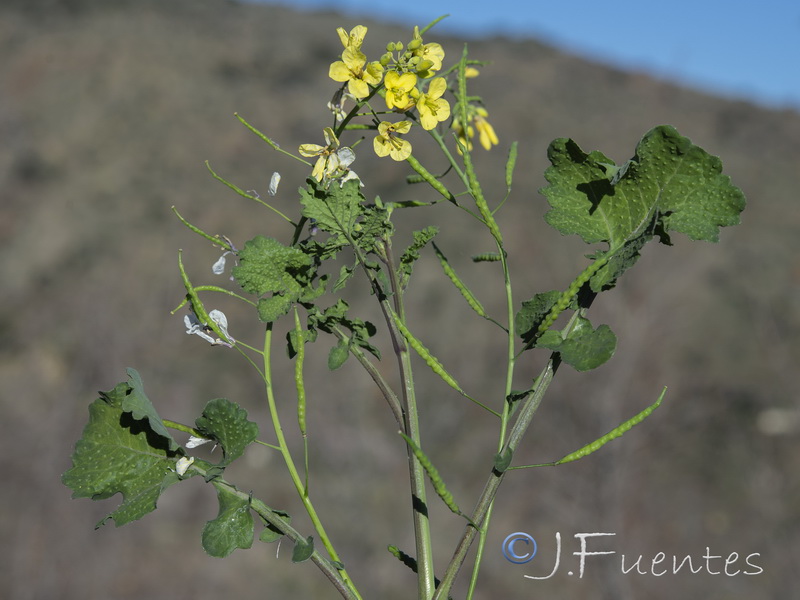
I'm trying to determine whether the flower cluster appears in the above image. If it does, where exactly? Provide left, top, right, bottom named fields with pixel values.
left=328, top=25, right=451, bottom=161
left=300, top=23, right=498, bottom=183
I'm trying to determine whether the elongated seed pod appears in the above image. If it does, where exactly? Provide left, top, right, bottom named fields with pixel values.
left=293, top=309, right=307, bottom=438
left=392, top=316, right=464, bottom=394
left=432, top=242, right=486, bottom=318
left=555, top=387, right=667, bottom=465
left=537, top=254, right=610, bottom=335
left=405, top=154, right=458, bottom=205
left=399, top=432, right=463, bottom=517
left=471, top=252, right=503, bottom=263
left=505, top=141, right=518, bottom=190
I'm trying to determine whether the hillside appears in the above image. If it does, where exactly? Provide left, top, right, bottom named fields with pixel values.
left=2, top=1, right=798, bottom=598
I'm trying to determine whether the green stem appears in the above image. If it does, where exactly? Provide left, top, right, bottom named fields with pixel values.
left=330, top=325, right=405, bottom=428
left=434, top=357, right=559, bottom=599
left=261, top=323, right=362, bottom=600
left=189, top=463, right=358, bottom=600
left=466, top=231, right=515, bottom=598
left=383, top=241, right=436, bottom=600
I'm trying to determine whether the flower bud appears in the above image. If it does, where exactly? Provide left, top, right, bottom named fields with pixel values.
left=380, top=52, right=393, bottom=66
left=407, top=38, right=422, bottom=51
left=415, top=59, right=434, bottom=73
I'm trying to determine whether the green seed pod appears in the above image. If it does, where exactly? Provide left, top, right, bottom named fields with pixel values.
left=432, top=242, right=486, bottom=318
left=399, top=432, right=463, bottom=517
left=555, top=387, right=666, bottom=465
left=471, top=253, right=503, bottom=263
left=393, top=316, right=463, bottom=394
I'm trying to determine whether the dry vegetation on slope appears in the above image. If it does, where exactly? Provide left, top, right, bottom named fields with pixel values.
left=2, top=1, right=799, bottom=598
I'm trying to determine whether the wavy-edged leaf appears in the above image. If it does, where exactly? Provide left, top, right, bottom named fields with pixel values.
left=202, top=481, right=254, bottom=557
left=232, top=235, right=315, bottom=323
left=399, top=226, right=438, bottom=286
left=541, top=125, right=745, bottom=289
left=536, top=315, right=616, bottom=371
left=194, top=398, right=259, bottom=466
left=62, top=375, right=183, bottom=527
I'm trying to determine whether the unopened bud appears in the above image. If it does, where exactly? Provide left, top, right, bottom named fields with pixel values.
left=415, top=59, right=434, bottom=73
left=407, top=38, right=422, bottom=51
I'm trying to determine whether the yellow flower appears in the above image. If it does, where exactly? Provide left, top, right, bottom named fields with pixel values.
left=452, top=106, right=498, bottom=153
left=329, top=47, right=384, bottom=99
left=336, top=25, right=368, bottom=50
left=384, top=70, right=417, bottom=111
left=453, top=117, right=474, bottom=153
left=415, top=77, right=450, bottom=130
left=374, top=121, right=412, bottom=161
left=474, top=107, right=499, bottom=150
left=414, top=41, right=445, bottom=74
left=299, top=127, right=355, bottom=182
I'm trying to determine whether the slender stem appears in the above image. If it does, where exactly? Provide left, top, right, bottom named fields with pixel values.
left=261, top=324, right=362, bottom=600
left=330, top=325, right=404, bottom=428
left=434, top=357, right=559, bottom=599
left=466, top=238, right=515, bottom=598
left=383, top=241, right=436, bottom=600
left=188, top=463, right=358, bottom=600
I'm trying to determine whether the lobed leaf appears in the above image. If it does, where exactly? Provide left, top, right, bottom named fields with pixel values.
left=194, top=398, right=259, bottom=467
left=62, top=372, right=183, bottom=527
left=202, top=481, right=254, bottom=557
left=233, top=235, right=316, bottom=323
left=541, top=125, right=745, bottom=288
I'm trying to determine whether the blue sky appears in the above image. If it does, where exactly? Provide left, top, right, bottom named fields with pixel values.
left=253, top=0, right=800, bottom=111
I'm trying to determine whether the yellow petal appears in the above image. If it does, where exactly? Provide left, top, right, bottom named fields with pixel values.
left=329, top=61, right=352, bottom=82
left=299, top=144, right=324, bottom=157
left=348, top=78, right=369, bottom=98
left=342, top=47, right=366, bottom=70
left=373, top=136, right=391, bottom=157
left=427, top=77, right=447, bottom=99
left=311, top=157, right=326, bottom=181
left=394, top=120, right=412, bottom=134
left=389, top=139, right=412, bottom=161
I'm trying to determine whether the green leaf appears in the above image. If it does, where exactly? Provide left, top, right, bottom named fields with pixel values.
left=310, top=300, right=381, bottom=361
left=257, top=294, right=293, bottom=324
left=514, top=291, right=562, bottom=344
left=292, top=536, right=315, bottom=563
left=202, top=481, right=254, bottom=558
left=327, top=339, right=349, bottom=370
left=300, top=178, right=390, bottom=253
left=62, top=377, right=183, bottom=527
left=541, top=125, right=745, bottom=288
left=399, top=226, right=438, bottom=286
left=536, top=316, right=617, bottom=371
left=299, top=178, right=364, bottom=240
left=333, top=263, right=356, bottom=292
left=122, top=368, right=180, bottom=452
left=194, top=398, right=259, bottom=467
left=232, top=235, right=314, bottom=322
left=258, top=508, right=291, bottom=543
left=493, top=447, right=513, bottom=473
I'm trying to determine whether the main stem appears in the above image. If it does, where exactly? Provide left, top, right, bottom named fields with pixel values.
left=384, top=242, right=436, bottom=600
